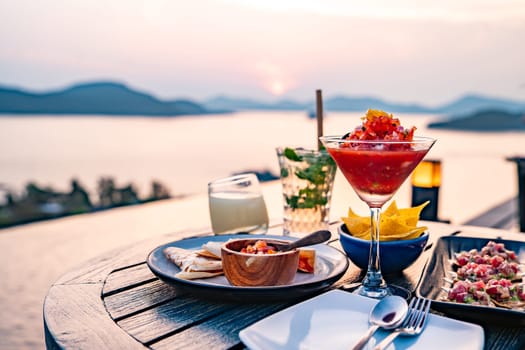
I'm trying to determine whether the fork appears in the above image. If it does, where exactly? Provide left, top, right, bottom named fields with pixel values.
left=372, top=297, right=431, bottom=350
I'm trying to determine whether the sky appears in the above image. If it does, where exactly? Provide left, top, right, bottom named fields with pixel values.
left=1, top=0, right=524, bottom=105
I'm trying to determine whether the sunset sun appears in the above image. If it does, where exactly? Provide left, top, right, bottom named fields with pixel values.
left=254, top=61, right=295, bottom=96
left=268, top=80, right=286, bottom=96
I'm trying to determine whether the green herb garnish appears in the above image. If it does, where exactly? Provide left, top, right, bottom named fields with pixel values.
left=284, top=147, right=303, bottom=161
left=283, top=149, right=335, bottom=210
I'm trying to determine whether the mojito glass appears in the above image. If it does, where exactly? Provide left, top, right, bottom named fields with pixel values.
left=276, top=147, right=336, bottom=236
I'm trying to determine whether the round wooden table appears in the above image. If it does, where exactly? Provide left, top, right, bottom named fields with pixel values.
left=44, top=222, right=525, bottom=349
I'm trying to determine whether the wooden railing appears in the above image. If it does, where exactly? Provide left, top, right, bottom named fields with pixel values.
left=463, top=197, right=519, bottom=231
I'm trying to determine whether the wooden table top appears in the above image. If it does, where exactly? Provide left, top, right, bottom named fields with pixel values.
left=44, top=221, right=525, bottom=350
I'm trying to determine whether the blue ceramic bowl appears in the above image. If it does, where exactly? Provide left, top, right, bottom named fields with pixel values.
left=338, top=224, right=429, bottom=274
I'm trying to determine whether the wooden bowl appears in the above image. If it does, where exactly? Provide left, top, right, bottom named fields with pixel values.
left=221, top=238, right=300, bottom=286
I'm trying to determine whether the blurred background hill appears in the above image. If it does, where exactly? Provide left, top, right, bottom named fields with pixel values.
left=0, top=82, right=213, bottom=116
left=2, top=80, right=525, bottom=118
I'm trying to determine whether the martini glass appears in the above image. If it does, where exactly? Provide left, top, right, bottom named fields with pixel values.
left=320, top=135, right=436, bottom=298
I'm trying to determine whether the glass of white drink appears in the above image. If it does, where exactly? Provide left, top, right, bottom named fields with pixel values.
left=208, top=173, right=269, bottom=235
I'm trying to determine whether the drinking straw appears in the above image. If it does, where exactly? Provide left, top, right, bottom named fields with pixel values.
left=316, top=89, right=324, bottom=151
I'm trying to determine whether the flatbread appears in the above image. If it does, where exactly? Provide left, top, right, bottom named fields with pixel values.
left=199, top=241, right=223, bottom=259
left=196, top=249, right=221, bottom=259
left=175, top=270, right=223, bottom=280
left=164, top=246, right=223, bottom=280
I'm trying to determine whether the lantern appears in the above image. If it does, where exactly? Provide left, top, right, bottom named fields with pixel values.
left=411, top=159, right=442, bottom=221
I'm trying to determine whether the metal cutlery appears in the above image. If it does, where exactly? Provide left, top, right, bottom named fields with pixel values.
left=351, top=296, right=408, bottom=350
left=372, top=297, right=431, bottom=350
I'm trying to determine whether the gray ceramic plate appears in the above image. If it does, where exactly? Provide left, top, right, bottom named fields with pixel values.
left=147, top=234, right=349, bottom=301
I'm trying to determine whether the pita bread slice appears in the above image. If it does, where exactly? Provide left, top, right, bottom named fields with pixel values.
left=196, top=249, right=220, bottom=259
left=163, top=246, right=223, bottom=280
left=175, top=270, right=223, bottom=280
left=199, top=241, right=223, bottom=259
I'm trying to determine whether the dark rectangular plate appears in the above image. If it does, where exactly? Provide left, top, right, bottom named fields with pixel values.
left=416, top=236, right=525, bottom=326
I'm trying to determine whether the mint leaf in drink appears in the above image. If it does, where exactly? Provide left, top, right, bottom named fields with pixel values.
left=295, top=163, right=327, bottom=185
left=284, top=147, right=303, bottom=161
left=285, top=186, right=330, bottom=209
left=280, top=148, right=336, bottom=210
left=295, top=152, right=335, bottom=185
left=286, top=195, right=300, bottom=209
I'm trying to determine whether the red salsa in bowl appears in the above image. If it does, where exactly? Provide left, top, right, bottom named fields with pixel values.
left=240, top=240, right=277, bottom=254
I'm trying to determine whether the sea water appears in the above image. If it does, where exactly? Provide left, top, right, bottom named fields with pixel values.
left=0, top=111, right=524, bottom=224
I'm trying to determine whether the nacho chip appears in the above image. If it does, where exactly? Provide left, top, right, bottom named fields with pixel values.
left=396, top=201, right=429, bottom=226
left=342, top=207, right=370, bottom=237
left=382, top=201, right=399, bottom=217
left=342, top=216, right=369, bottom=237
left=342, top=200, right=429, bottom=241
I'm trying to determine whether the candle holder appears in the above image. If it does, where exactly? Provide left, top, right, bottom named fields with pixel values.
left=411, top=159, right=444, bottom=222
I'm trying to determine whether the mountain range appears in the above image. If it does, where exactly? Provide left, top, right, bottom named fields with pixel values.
left=205, top=94, right=525, bottom=116
left=1, top=81, right=525, bottom=117
left=0, top=82, right=213, bottom=116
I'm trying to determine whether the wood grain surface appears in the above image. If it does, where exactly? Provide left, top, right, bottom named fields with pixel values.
left=44, top=222, right=525, bottom=350
left=222, top=238, right=300, bottom=286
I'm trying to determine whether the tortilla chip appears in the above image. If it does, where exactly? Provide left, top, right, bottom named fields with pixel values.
left=342, top=200, right=428, bottom=241
left=342, top=216, right=369, bottom=237
left=397, top=201, right=429, bottom=226
left=342, top=207, right=370, bottom=237
left=383, top=201, right=399, bottom=217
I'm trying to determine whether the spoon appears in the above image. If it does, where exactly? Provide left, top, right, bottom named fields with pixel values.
left=351, top=296, right=408, bottom=350
left=272, top=230, right=332, bottom=252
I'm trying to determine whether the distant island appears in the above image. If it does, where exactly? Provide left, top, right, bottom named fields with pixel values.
left=428, top=110, right=525, bottom=132
left=203, top=93, right=525, bottom=116
left=1, top=80, right=525, bottom=116
left=0, top=82, right=226, bottom=116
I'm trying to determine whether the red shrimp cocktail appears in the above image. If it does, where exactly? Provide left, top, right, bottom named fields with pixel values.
left=320, top=110, right=435, bottom=298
